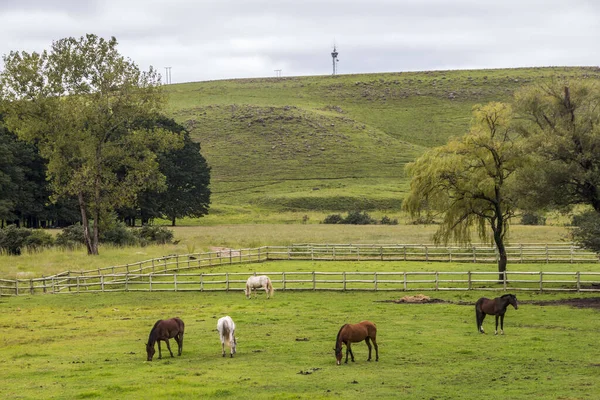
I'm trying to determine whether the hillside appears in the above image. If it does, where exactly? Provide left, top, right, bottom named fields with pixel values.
left=164, top=67, right=600, bottom=221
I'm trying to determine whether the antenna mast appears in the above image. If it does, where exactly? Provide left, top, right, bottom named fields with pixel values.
left=331, top=45, right=339, bottom=75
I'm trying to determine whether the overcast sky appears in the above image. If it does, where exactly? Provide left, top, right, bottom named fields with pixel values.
left=1, top=0, right=598, bottom=84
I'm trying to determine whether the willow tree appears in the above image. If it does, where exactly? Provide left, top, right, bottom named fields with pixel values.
left=403, top=102, right=526, bottom=280
left=514, top=79, right=600, bottom=213
left=0, top=34, right=182, bottom=255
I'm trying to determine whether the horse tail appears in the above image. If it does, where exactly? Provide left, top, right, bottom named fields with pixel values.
left=245, top=282, right=249, bottom=297
left=267, top=278, right=274, bottom=297
left=475, top=300, right=482, bottom=331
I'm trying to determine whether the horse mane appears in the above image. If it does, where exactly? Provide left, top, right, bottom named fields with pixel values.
left=148, top=319, right=162, bottom=344
left=335, top=324, right=347, bottom=349
left=501, top=294, right=515, bottom=299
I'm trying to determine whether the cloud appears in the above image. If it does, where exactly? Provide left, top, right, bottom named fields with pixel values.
left=1, top=0, right=599, bottom=83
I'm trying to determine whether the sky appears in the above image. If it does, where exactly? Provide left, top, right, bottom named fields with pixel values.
left=1, top=0, right=599, bottom=84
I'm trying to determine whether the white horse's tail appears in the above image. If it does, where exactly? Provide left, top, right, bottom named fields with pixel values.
left=267, top=278, right=274, bottom=298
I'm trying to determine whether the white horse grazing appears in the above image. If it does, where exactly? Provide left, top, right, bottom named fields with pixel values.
left=217, top=316, right=237, bottom=358
left=245, top=275, right=274, bottom=299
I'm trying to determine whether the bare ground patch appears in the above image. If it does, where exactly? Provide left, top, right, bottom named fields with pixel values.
left=379, top=295, right=600, bottom=310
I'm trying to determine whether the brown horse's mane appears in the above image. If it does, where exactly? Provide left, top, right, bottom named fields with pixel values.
left=335, top=324, right=348, bottom=349
left=148, top=319, right=162, bottom=345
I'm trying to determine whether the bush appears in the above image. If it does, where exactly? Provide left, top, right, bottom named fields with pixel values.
left=380, top=216, right=398, bottom=225
left=343, top=210, right=376, bottom=225
left=136, top=225, right=174, bottom=246
left=322, top=214, right=344, bottom=224
left=520, top=212, right=546, bottom=225
left=571, top=211, right=600, bottom=253
left=55, top=224, right=86, bottom=248
left=0, top=226, right=54, bottom=255
left=101, top=222, right=138, bottom=247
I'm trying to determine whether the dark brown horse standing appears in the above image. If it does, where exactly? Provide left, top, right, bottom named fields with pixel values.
left=475, top=294, right=518, bottom=335
left=146, top=317, right=185, bottom=361
left=334, top=321, right=378, bottom=365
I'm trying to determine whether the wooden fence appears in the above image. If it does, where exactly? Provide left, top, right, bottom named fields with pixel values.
left=1, top=244, right=599, bottom=296
left=2, top=270, right=600, bottom=296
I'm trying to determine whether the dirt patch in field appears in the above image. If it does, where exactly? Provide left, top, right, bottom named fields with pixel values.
left=380, top=294, right=448, bottom=304
left=380, top=295, right=600, bottom=310
left=522, top=297, right=600, bottom=310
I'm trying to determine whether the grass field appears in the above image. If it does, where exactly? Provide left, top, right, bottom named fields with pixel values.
left=1, top=287, right=598, bottom=399
left=162, top=67, right=600, bottom=218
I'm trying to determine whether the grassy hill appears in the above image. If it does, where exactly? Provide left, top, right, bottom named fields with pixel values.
left=164, top=67, right=600, bottom=222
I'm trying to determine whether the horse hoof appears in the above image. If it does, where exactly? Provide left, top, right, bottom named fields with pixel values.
left=230, top=354, right=233, bottom=358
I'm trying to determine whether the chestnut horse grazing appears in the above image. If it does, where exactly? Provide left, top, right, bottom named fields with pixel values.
left=146, top=317, right=185, bottom=361
left=334, top=321, right=378, bottom=365
left=217, top=316, right=237, bottom=358
left=245, top=275, right=274, bottom=299
left=475, top=294, right=518, bottom=335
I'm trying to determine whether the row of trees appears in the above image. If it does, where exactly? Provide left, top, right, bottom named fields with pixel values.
left=0, top=34, right=211, bottom=255
left=404, top=79, right=600, bottom=278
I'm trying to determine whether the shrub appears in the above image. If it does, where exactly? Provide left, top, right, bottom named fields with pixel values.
left=343, top=210, right=376, bottom=225
left=101, top=221, right=138, bottom=247
left=570, top=211, right=600, bottom=253
left=55, top=224, right=86, bottom=248
left=520, top=212, right=546, bottom=226
left=136, top=225, right=174, bottom=246
left=380, top=216, right=398, bottom=225
left=322, top=214, right=344, bottom=224
left=0, top=226, right=54, bottom=255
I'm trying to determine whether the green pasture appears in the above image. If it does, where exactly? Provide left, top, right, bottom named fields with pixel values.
left=1, top=288, right=598, bottom=399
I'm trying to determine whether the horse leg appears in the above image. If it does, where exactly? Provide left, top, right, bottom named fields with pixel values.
left=500, top=314, right=505, bottom=335
left=165, top=339, right=174, bottom=357
left=365, top=337, right=372, bottom=361
left=479, top=313, right=486, bottom=334
left=372, top=337, right=379, bottom=361
left=176, top=333, right=183, bottom=356
left=264, top=284, right=270, bottom=299
left=158, top=340, right=163, bottom=359
left=495, top=315, right=499, bottom=335
left=221, top=339, right=226, bottom=357
left=347, top=343, right=355, bottom=363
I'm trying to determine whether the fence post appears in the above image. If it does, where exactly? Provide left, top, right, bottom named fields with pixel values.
left=403, top=272, right=407, bottom=291
left=435, top=272, right=439, bottom=291
left=472, top=246, right=476, bottom=263
left=503, top=271, right=507, bottom=291
left=125, top=273, right=129, bottom=292
left=149, top=275, right=153, bottom=292
left=30, top=279, right=34, bottom=295
left=313, top=272, right=316, bottom=291
left=200, top=274, right=204, bottom=292
left=425, top=245, right=428, bottom=262
left=380, top=246, right=383, bottom=261
left=333, top=247, right=336, bottom=261
left=520, top=244, right=523, bottom=263
left=226, top=273, right=229, bottom=292
left=374, top=272, right=378, bottom=291
left=52, top=277, right=55, bottom=294
left=282, top=272, right=286, bottom=291
left=403, top=245, right=407, bottom=261
left=342, top=272, right=346, bottom=291
left=468, top=271, right=472, bottom=290
left=576, top=271, right=580, bottom=292
left=546, top=245, right=549, bottom=264
left=15, top=280, right=18, bottom=296
left=101, top=275, right=105, bottom=293
left=174, top=274, right=178, bottom=292
left=76, top=276, right=80, bottom=293
left=539, top=271, right=543, bottom=292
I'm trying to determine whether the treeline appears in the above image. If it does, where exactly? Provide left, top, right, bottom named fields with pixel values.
left=0, top=114, right=210, bottom=229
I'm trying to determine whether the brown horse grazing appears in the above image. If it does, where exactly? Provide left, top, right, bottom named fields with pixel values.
left=146, top=318, right=185, bottom=361
left=475, top=294, right=518, bottom=335
left=334, top=321, right=378, bottom=365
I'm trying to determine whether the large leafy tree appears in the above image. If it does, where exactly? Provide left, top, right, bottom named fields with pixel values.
left=514, top=79, right=600, bottom=213
left=118, top=117, right=211, bottom=226
left=0, top=34, right=182, bottom=254
left=403, top=102, right=526, bottom=279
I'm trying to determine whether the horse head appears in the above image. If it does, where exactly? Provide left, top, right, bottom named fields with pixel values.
left=509, top=294, right=518, bottom=310
left=334, top=345, right=343, bottom=365
left=146, top=342, right=155, bottom=361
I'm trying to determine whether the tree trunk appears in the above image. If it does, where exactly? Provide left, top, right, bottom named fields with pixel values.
left=78, top=192, right=95, bottom=255
left=171, top=216, right=176, bottom=226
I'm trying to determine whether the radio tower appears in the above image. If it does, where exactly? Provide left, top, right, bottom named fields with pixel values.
left=331, top=45, right=339, bottom=75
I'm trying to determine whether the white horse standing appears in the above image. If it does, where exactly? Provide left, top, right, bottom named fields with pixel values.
left=245, top=275, right=274, bottom=299
left=217, top=316, right=237, bottom=358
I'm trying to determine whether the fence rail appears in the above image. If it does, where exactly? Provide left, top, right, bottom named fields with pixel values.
left=2, top=244, right=599, bottom=296
left=2, top=270, right=600, bottom=296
